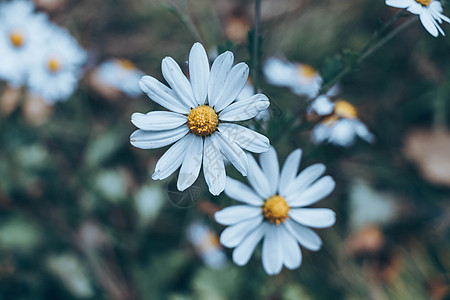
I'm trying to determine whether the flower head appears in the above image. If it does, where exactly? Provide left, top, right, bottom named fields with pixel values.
left=130, top=43, right=270, bottom=195
left=386, top=0, right=450, bottom=37
left=26, top=25, right=87, bottom=103
left=215, top=147, right=336, bottom=275
left=311, top=100, right=375, bottom=147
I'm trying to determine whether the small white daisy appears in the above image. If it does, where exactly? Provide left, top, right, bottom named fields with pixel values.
left=215, top=147, right=336, bottom=275
left=130, top=43, right=270, bottom=195
left=0, top=0, right=49, bottom=86
left=26, top=24, right=87, bottom=103
left=93, top=59, right=144, bottom=97
left=386, top=0, right=450, bottom=37
left=312, top=100, right=375, bottom=147
left=263, top=57, right=322, bottom=99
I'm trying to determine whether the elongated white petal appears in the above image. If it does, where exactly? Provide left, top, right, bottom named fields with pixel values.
left=218, top=94, right=270, bottom=121
left=131, top=111, right=186, bottom=131
left=385, top=0, right=411, bottom=9
left=262, top=225, right=283, bottom=275
left=287, top=176, right=336, bottom=207
left=289, top=208, right=336, bottom=228
left=284, top=219, right=322, bottom=251
left=224, top=177, right=264, bottom=206
left=420, top=10, right=439, bottom=37
left=215, top=205, right=262, bottom=225
left=162, top=56, right=197, bottom=108
left=177, top=135, right=203, bottom=191
left=232, top=223, right=267, bottom=266
left=214, top=62, right=249, bottom=112
left=279, top=149, right=302, bottom=196
left=203, top=137, right=225, bottom=195
left=189, top=43, right=209, bottom=105
left=259, top=147, right=279, bottom=196
left=211, top=132, right=248, bottom=176
left=218, top=123, right=270, bottom=153
left=220, top=215, right=263, bottom=248
left=130, top=126, right=188, bottom=149
left=285, top=163, right=326, bottom=198
left=279, top=225, right=302, bottom=270
left=208, top=51, right=234, bottom=108
left=246, top=153, right=272, bottom=199
left=152, top=135, right=192, bottom=180
left=139, top=76, right=189, bottom=114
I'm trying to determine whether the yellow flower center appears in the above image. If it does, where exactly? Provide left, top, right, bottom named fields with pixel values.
left=262, top=195, right=290, bottom=225
left=9, top=31, right=25, bottom=48
left=300, top=64, right=317, bottom=79
left=47, top=58, right=62, bottom=73
left=117, top=59, right=136, bottom=70
left=415, top=0, right=432, bottom=6
left=334, top=100, right=358, bottom=119
left=187, top=105, right=219, bottom=136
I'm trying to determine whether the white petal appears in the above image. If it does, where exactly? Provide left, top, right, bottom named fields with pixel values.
left=208, top=51, right=234, bottom=108
left=289, top=208, right=336, bottom=228
left=311, top=123, right=330, bottom=145
left=284, top=163, right=327, bottom=199
left=284, top=219, right=322, bottom=251
left=279, top=225, right=302, bottom=270
left=177, top=135, right=203, bottom=191
left=385, top=0, right=412, bottom=9
left=220, top=215, right=263, bottom=248
left=262, top=225, right=283, bottom=275
left=246, top=153, right=272, bottom=199
left=130, top=126, right=189, bottom=149
left=259, top=147, right=279, bottom=196
left=203, top=137, right=225, bottom=195
left=162, top=56, right=197, bottom=108
left=287, top=176, right=336, bottom=207
left=218, top=94, right=270, bottom=121
left=279, top=149, right=302, bottom=196
left=152, top=134, right=192, bottom=180
left=214, top=62, right=249, bottom=112
left=139, top=76, right=189, bottom=114
left=211, top=132, right=248, bottom=176
left=420, top=10, right=439, bottom=37
left=215, top=205, right=262, bottom=225
left=189, top=43, right=209, bottom=105
left=224, top=177, right=264, bottom=206
left=354, top=120, right=375, bottom=143
left=218, top=123, right=270, bottom=153
left=232, top=223, right=266, bottom=266
left=131, top=111, right=187, bottom=131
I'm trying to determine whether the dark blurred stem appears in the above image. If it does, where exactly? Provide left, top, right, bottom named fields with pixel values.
left=252, top=0, right=261, bottom=94
left=173, top=0, right=205, bottom=45
left=433, top=92, right=447, bottom=132
left=321, top=16, right=417, bottom=94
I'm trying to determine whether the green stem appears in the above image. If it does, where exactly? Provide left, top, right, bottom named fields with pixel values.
left=252, top=0, right=261, bottom=94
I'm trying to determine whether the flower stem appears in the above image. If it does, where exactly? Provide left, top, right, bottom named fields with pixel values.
left=252, top=0, right=261, bottom=94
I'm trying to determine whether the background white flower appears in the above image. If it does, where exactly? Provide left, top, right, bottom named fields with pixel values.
left=130, top=42, right=270, bottom=195
left=215, top=147, right=336, bottom=275
left=0, top=0, right=49, bottom=86
left=26, top=24, right=87, bottom=103
left=386, top=0, right=450, bottom=37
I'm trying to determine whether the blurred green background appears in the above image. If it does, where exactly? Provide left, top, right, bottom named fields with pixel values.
left=0, top=0, right=450, bottom=299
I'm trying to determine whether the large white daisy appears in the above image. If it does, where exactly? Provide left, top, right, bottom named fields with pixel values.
left=130, top=43, right=270, bottom=195
left=26, top=24, right=87, bottom=103
left=0, top=0, right=49, bottom=86
left=386, top=0, right=450, bottom=37
left=215, top=147, right=336, bottom=275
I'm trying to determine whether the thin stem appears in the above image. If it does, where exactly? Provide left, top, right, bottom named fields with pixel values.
left=171, top=0, right=206, bottom=45
left=252, top=0, right=261, bottom=94
left=320, top=17, right=417, bottom=94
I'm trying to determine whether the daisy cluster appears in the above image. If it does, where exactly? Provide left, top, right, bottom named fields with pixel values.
left=0, top=0, right=86, bottom=103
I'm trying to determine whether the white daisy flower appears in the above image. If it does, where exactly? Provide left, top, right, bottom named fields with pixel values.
left=386, top=0, right=450, bottom=37
left=215, top=147, right=336, bottom=275
left=0, top=0, right=49, bottom=86
left=312, top=100, right=375, bottom=147
left=263, top=57, right=322, bottom=99
left=26, top=24, right=87, bottom=103
left=93, top=59, right=144, bottom=97
left=130, top=43, right=270, bottom=195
